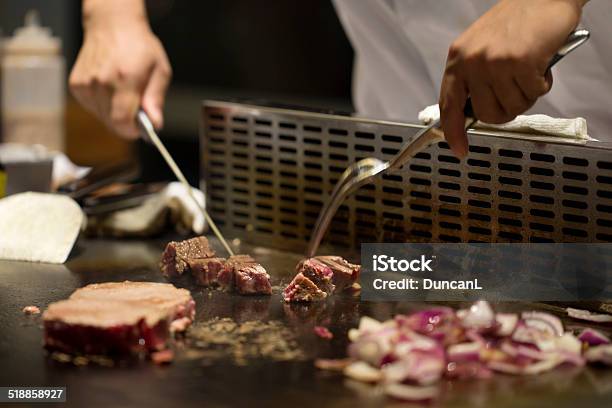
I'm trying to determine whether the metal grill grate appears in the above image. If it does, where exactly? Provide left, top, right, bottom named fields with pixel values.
left=201, top=100, right=612, bottom=253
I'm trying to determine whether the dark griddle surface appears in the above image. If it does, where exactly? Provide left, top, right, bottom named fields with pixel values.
left=1, top=237, right=611, bottom=408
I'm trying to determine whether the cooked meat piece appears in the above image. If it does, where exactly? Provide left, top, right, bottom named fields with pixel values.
left=227, top=254, right=257, bottom=266
left=314, top=326, right=333, bottom=340
left=189, top=257, right=227, bottom=287
left=314, top=256, right=360, bottom=291
left=22, top=305, right=41, bottom=315
left=225, top=254, right=271, bottom=295
left=43, top=281, right=195, bottom=355
left=69, top=281, right=195, bottom=321
left=43, top=299, right=169, bottom=355
left=160, top=236, right=215, bottom=278
left=216, top=266, right=235, bottom=291
left=151, top=349, right=174, bottom=365
left=234, top=263, right=272, bottom=295
left=298, top=258, right=335, bottom=294
left=283, top=273, right=327, bottom=302
left=284, top=256, right=360, bottom=302
left=170, top=317, right=192, bottom=333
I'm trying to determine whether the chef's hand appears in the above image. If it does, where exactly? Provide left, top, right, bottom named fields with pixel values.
left=69, top=0, right=172, bottom=139
left=439, top=0, right=587, bottom=157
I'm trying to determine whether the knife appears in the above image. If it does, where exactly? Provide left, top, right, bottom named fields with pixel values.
left=137, top=110, right=235, bottom=256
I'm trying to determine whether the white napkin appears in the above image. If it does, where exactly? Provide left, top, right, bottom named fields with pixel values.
left=0, top=192, right=85, bottom=264
left=86, top=182, right=207, bottom=237
left=418, top=104, right=592, bottom=140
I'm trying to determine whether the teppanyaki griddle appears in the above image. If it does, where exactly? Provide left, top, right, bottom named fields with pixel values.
left=1, top=236, right=610, bottom=408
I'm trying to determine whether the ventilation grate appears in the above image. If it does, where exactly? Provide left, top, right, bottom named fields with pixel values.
left=201, top=100, right=612, bottom=253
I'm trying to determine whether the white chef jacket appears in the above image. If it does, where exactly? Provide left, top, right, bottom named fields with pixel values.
left=333, top=0, right=612, bottom=141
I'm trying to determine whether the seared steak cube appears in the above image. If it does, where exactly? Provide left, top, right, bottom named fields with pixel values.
left=283, top=273, right=327, bottom=302
left=315, top=256, right=360, bottom=290
left=189, top=257, right=227, bottom=287
left=227, top=255, right=271, bottom=295
left=227, top=254, right=256, bottom=266
left=298, top=258, right=335, bottom=294
left=160, top=236, right=215, bottom=278
left=234, top=263, right=272, bottom=295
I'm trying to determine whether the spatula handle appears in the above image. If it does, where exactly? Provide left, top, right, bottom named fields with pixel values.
left=463, top=29, right=590, bottom=120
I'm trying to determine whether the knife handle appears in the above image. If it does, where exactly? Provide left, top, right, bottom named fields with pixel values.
left=463, top=29, right=589, bottom=122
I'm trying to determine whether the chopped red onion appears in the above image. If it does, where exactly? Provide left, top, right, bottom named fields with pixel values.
left=447, top=342, right=482, bottom=362
left=578, top=328, right=611, bottom=346
left=495, top=313, right=518, bottom=337
left=567, top=308, right=612, bottom=323
left=382, top=348, right=445, bottom=385
left=336, top=301, right=612, bottom=403
left=384, top=383, right=439, bottom=402
left=584, top=345, right=612, bottom=366
left=522, top=311, right=564, bottom=337
left=315, top=358, right=352, bottom=371
left=459, top=300, right=495, bottom=330
left=343, top=361, right=382, bottom=382
left=446, top=361, right=493, bottom=379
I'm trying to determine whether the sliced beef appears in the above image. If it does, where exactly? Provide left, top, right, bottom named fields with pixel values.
left=160, top=236, right=215, bottom=278
left=216, top=264, right=235, bottom=291
left=159, top=237, right=273, bottom=296
left=283, top=273, right=327, bottom=302
left=298, top=258, right=335, bottom=294
left=189, top=257, right=228, bottom=287
left=227, top=254, right=272, bottom=295
left=234, top=263, right=272, bottom=295
left=227, top=254, right=256, bottom=266
left=314, top=256, right=360, bottom=291
left=43, top=281, right=195, bottom=355
left=284, top=256, right=360, bottom=302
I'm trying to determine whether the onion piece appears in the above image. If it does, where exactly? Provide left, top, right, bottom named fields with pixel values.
left=384, top=383, right=439, bottom=401
left=447, top=342, right=482, bottom=362
left=584, top=344, right=612, bottom=366
left=488, top=361, right=523, bottom=375
left=381, top=348, right=445, bottom=385
left=495, top=313, right=519, bottom=337
left=578, top=328, right=611, bottom=346
left=397, top=307, right=454, bottom=333
left=315, top=358, right=353, bottom=371
left=459, top=300, right=495, bottom=330
left=567, top=308, right=612, bottom=323
left=343, top=361, right=382, bottom=383
left=554, top=332, right=582, bottom=356
left=521, top=311, right=564, bottom=337
left=522, top=357, right=563, bottom=375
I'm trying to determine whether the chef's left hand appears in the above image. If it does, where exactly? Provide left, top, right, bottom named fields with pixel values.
left=439, top=0, right=587, bottom=157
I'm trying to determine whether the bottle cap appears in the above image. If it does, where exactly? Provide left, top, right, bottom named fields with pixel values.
left=4, top=10, right=61, bottom=55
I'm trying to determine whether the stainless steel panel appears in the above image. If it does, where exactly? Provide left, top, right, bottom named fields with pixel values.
left=200, top=100, right=612, bottom=253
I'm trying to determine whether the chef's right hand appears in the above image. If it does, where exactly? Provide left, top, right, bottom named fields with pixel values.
left=69, top=0, right=172, bottom=139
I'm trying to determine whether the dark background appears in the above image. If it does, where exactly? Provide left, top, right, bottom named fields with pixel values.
left=0, top=0, right=354, bottom=183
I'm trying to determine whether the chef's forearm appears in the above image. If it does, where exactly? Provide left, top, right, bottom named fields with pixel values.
left=82, top=0, right=148, bottom=31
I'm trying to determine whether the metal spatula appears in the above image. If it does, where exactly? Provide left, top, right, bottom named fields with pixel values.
left=306, top=29, right=590, bottom=257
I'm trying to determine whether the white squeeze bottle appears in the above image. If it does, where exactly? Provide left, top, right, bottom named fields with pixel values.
left=1, top=10, right=65, bottom=151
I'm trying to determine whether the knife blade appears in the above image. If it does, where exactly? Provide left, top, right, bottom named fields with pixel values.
left=137, top=110, right=235, bottom=256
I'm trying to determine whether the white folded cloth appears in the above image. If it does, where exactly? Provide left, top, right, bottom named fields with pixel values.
left=418, top=104, right=592, bottom=140
left=0, top=192, right=84, bottom=264
left=86, top=182, right=207, bottom=237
